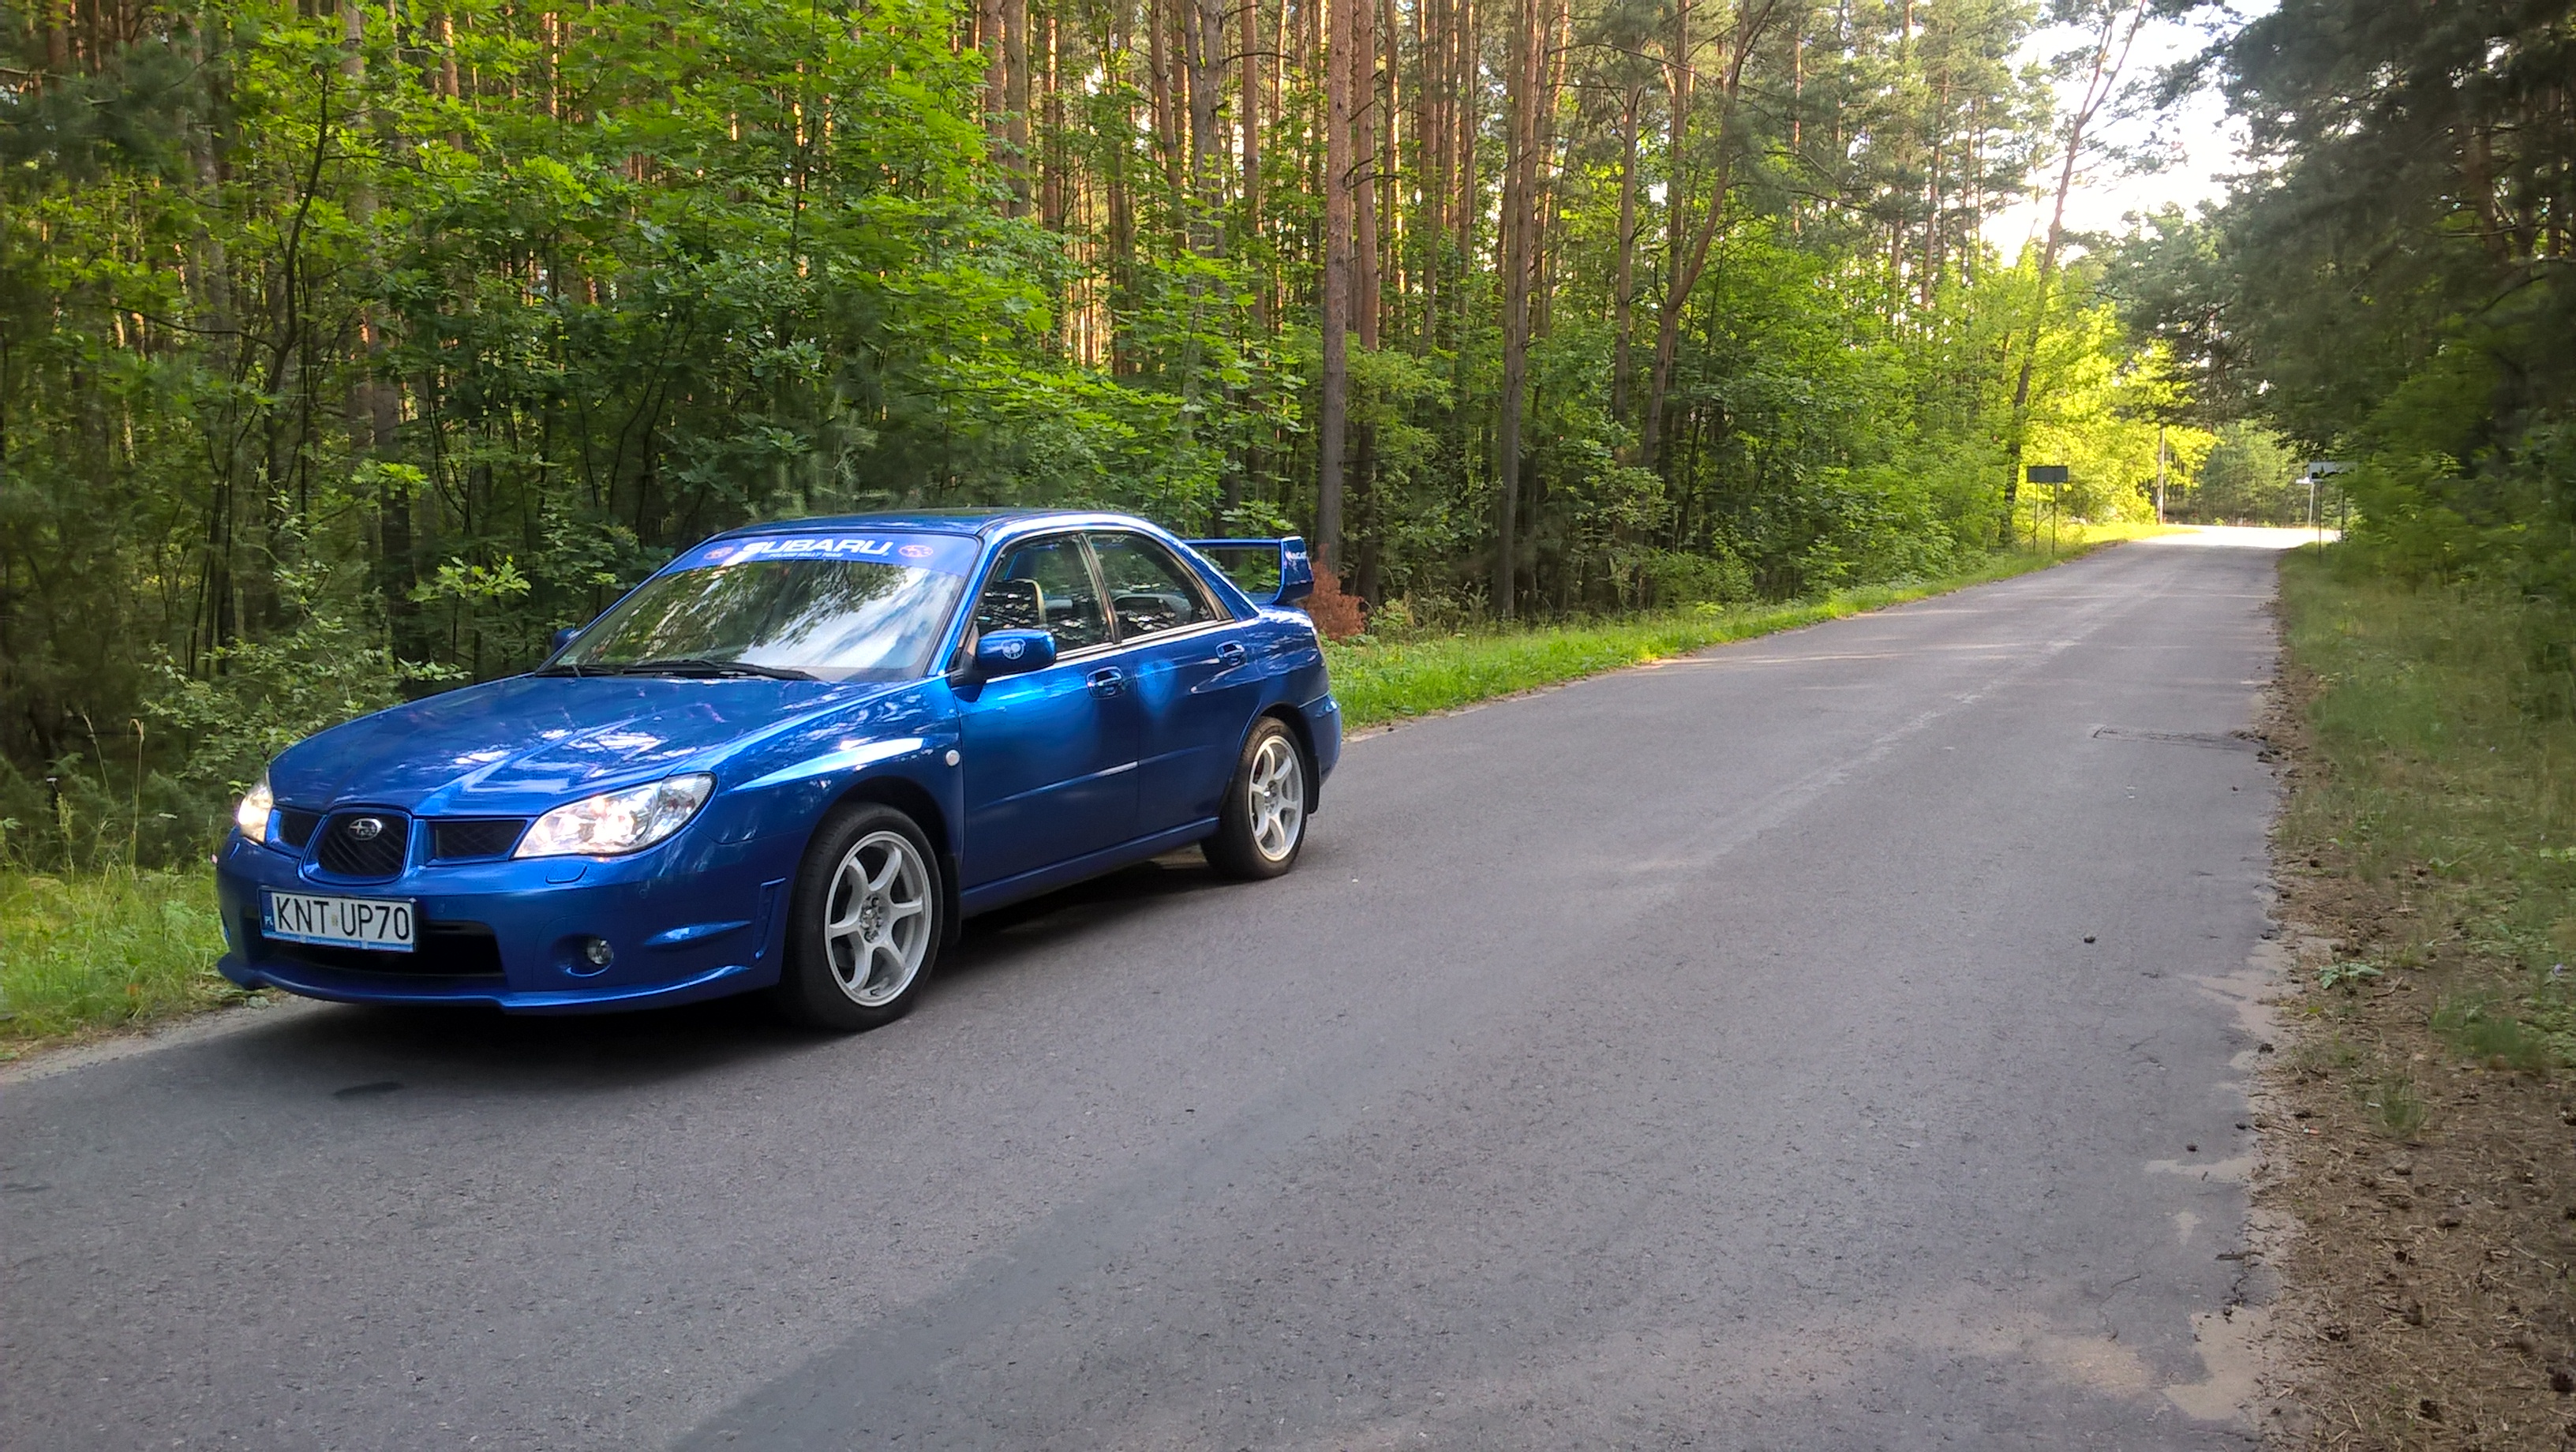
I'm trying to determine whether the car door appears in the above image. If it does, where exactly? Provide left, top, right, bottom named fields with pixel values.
left=1088, top=530, right=1264, bottom=835
left=956, top=533, right=1140, bottom=888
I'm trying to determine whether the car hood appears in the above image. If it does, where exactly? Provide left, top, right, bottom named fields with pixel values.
left=269, top=675, right=911, bottom=814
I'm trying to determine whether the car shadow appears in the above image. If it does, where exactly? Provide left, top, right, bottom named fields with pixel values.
left=189, top=851, right=1242, bottom=1093
left=933, top=850, right=1237, bottom=986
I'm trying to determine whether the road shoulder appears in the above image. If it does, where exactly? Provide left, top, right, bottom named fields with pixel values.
left=2256, top=556, right=2576, bottom=1446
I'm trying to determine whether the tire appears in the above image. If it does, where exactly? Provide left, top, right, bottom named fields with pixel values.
left=1204, top=717, right=1309, bottom=881
left=773, top=803, right=944, bottom=1031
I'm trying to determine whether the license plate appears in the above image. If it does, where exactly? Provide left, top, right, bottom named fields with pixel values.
left=262, top=891, right=417, bottom=952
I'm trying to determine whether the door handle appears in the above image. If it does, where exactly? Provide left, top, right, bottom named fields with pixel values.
left=1217, top=642, right=1249, bottom=669
left=1086, top=667, right=1125, bottom=698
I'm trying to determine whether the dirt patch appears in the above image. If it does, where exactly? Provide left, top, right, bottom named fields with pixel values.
left=2258, top=651, right=2576, bottom=1449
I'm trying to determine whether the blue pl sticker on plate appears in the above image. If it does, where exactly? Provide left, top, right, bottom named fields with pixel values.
left=678, top=533, right=977, bottom=576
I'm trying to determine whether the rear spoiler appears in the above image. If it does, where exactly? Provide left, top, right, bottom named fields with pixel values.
left=1185, top=536, right=1315, bottom=608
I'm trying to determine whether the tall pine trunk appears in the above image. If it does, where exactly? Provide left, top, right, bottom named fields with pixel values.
left=1641, top=0, right=1777, bottom=474
left=1611, top=84, right=1640, bottom=424
left=1316, top=0, right=1354, bottom=573
left=2003, top=0, right=2145, bottom=544
left=1493, top=0, right=1543, bottom=618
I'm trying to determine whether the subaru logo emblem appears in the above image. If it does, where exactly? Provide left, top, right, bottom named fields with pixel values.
left=346, top=817, right=384, bottom=841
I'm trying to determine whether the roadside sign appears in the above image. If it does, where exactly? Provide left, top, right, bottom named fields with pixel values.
left=2026, top=465, right=2069, bottom=484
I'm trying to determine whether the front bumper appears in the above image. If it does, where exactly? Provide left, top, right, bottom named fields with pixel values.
left=213, top=832, right=792, bottom=1014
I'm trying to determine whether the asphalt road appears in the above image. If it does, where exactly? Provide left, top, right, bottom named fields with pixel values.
left=2, top=530, right=2302, bottom=1450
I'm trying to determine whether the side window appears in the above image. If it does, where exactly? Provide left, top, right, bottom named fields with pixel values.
left=1089, top=533, right=1220, bottom=642
left=972, top=537, right=1111, bottom=652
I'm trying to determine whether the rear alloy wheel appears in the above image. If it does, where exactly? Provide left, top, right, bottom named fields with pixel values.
left=1205, top=717, right=1308, bottom=880
left=776, top=803, right=942, bottom=1031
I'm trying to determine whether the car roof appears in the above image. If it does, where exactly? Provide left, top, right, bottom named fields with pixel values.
left=706, top=509, right=1159, bottom=543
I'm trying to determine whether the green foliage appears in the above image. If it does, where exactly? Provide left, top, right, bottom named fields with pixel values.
left=147, top=563, right=455, bottom=809
left=0, top=869, right=239, bottom=1049
left=1640, top=547, right=1755, bottom=608
left=2122, top=1, right=2574, bottom=593
left=2193, top=424, right=2306, bottom=526
left=2316, top=961, right=2383, bottom=993
left=0, top=0, right=2190, bottom=866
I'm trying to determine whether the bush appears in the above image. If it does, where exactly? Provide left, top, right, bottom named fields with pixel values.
left=1639, top=548, right=1754, bottom=608
left=1301, top=567, right=1368, bottom=641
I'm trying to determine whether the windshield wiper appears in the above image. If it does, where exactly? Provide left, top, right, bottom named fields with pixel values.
left=608, top=657, right=818, bottom=681
left=530, top=662, right=603, bottom=677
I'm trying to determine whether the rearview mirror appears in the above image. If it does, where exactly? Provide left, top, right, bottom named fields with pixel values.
left=972, top=628, right=1058, bottom=678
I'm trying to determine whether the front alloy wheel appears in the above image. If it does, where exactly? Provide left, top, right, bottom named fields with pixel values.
left=824, top=829, right=933, bottom=1008
left=777, top=803, right=943, bottom=1031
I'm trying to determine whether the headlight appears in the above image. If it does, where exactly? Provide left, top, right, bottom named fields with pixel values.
left=515, top=774, right=715, bottom=858
left=234, top=775, right=275, bottom=844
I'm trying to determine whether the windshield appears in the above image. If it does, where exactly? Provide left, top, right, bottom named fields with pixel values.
left=555, top=555, right=968, bottom=683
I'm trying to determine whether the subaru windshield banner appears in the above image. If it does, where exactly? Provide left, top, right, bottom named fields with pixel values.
left=675, top=532, right=979, bottom=576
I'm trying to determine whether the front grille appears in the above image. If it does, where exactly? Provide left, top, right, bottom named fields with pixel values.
left=249, top=918, right=505, bottom=979
left=313, top=810, right=410, bottom=879
left=429, top=818, right=527, bottom=861
left=276, top=809, right=323, bottom=849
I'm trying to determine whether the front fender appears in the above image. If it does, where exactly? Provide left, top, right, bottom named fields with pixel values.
left=708, top=680, right=966, bottom=866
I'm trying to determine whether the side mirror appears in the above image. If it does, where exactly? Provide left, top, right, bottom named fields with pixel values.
left=972, top=628, right=1058, bottom=678
left=551, top=625, right=582, bottom=654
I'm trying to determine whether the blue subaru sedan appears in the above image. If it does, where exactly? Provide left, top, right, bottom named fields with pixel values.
left=213, top=511, right=1342, bottom=1031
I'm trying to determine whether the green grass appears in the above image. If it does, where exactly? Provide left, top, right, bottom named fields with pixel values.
left=2362, top=1072, right=2432, bottom=1138
left=2276, top=552, right=2576, bottom=1066
left=1325, top=524, right=2168, bottom=730
left=0, top=869, right=241, bottom=1055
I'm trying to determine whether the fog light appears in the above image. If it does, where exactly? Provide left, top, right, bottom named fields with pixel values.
left=582, top=937, right=614, bottom=967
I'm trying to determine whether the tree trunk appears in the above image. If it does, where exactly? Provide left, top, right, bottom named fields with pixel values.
left=1641, top=0, right=1779, bottom=473
left=1005, top=0, right=1031, bottom=213
left=1108, top=0, right=1140, bottom=373
left=1417, top=0, right=1443, bottom=355
left=982, top=0, right=1008, bottom=152
left=1612, top=84, right=1640, bottom=423
left=341, top=2, right=414, bottom=637
left=1316, top=0, right=1355, bottom=573
left=1241, top=0, right=1264, bottom=323
left=2002, top=0, right=2147, bottom=544
left=1353, top=0, right=1378, bottom=350
left=1377, top=0, right=1400, bottom=340
left=1451, top=0, right=1477, bottom=353
left=1043, top=12, right=1065, bottom=232
left=1187, top=0, right=1224, bottom=250
left=1149, top=0, right=1182, bottom=217
left=1493, top=0, right=1543, bottom=618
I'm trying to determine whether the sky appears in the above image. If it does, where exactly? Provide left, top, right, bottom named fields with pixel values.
left=1981, top=4, right=2266, bottom=258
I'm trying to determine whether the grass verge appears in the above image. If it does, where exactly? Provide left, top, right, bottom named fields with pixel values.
left=2262, top=550, right=2576, bottom=1448
left=0, top=868, right=244, bottom=1060
left=1324, top=523, right=2168, bottom=730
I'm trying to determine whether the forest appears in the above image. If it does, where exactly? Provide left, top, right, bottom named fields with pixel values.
left=2112, top=0, right=2573, bottom=610
left=11, top=0, right=2518, bottom=866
